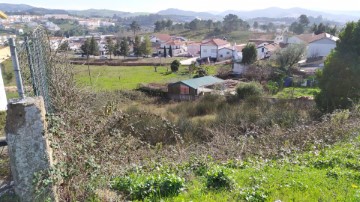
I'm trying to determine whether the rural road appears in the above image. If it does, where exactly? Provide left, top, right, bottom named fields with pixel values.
left=180, top=57, right=198, bottom=65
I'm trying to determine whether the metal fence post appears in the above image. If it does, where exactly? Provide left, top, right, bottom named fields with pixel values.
left=9, top=38, right=25, bottom=99
left=24, top=36, right=38, bottom=96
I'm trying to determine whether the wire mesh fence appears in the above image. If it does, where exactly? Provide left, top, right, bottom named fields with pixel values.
left=16, top=26, right=54, bottom=112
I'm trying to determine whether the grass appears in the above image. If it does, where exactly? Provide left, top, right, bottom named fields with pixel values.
left=274, top=87, right=320, bottom=99
left=113, top=133, right=360, bottom=201
left=0, top=111, right=5, bottom=137
left=6, top=91, right=19, bottom=100
left=74, top=65, right=218, bottom=90
left=1, top=59, right=15, bottom=86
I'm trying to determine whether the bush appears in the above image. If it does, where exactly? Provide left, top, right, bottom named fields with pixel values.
left=112, top=172, right=185, bottom=200
left=266, top=80, right=280, bottom=94
left=236, top=82, right=264, bottom=99
left=171, top=60, right=180, bottom=72
left=206, top=166, right=232, bottom=189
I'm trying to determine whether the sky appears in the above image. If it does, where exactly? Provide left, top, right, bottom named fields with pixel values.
left=1, top=0, right=360, bottom=13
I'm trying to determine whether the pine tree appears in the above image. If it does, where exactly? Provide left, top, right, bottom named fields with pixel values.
left=163, top=46, right=167, bottom=58
left=169, top=45, right=173, bottom=57
left=120, top=37, right=129, bottom=59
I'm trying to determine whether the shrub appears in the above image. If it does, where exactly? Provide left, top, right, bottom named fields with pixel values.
left=112, top=172, right=185, bottom=200
left=266, top=80, right=280, bottom=94
left=205, top=166, right=232, bottom=189
left=236, top=82, right=264, bottom=99
left=171, top=60, right=180, bottom=72
left=330, top=109, right=350, bottom=126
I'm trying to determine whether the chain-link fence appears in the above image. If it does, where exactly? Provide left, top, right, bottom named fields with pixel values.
left=16, top=26, right=53, bottom=112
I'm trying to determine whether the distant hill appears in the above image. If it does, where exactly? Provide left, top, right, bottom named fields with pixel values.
left=26, top=8, right=68, bottom=15
left=0, top=3, right=67, bottom=15
left=67, top=9, right=136, bottom=18
left=157, top=8, right=221, bottom=20
left=220, top=7, right=358, bottom=23
left=0, top=3, right=34, bottom=12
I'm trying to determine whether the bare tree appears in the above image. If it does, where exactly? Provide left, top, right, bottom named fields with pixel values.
left=272, top=44, right=306, bottom=75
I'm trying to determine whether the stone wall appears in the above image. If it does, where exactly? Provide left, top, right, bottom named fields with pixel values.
left=5, top=97, right=57, bottom=202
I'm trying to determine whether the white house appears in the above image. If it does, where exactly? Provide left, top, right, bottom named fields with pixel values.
left=307, top=33, right=338, bottom=58
left=200, top=38, right=231, bottom=60
left=257, top=43, right=280, bottom=59
left=218, top=47, right=234, bottom=61
left=159, top=40, right=187, bottom=56
left=288, top=33, right=338, bottom=58
left=232, top=44, right=246, bottom=75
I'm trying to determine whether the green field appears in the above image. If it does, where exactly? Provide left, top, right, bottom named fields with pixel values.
left=274, top=87, right=320, bottom=99
left=74, top=65, right=218, bottom=90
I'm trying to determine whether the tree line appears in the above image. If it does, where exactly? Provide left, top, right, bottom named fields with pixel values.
left=153, top=14, right=250, bottom=33
left=79, top=35, right=152, bottom=58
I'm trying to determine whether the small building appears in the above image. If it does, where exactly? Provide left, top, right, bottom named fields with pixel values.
left=150, top=33, right=172, bottom=44
left=187, top=41, right=201, bottom=56
left=168, top=76, right=225, bottom=100
left=218, top=47, right=234, bottom=61
left=287, top=33, right=339, bottom=58
left=257, top=43, right=280, bottom=59
left=200, top=38, right=231, bottom=60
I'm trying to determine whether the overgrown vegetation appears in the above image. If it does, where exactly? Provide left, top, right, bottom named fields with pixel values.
left=316, top=20, right=360, bottom=112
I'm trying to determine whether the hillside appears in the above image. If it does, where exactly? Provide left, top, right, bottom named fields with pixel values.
left=67, top=9, right=135, bottom=18
left=0, top=3, right=33, bottom=12
left=157, top=8, right=221, bottom=20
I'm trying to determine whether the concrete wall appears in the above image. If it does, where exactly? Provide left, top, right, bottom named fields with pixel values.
left=5, top=97, right=57, bottom=202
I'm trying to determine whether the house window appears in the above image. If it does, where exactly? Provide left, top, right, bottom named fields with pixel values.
left=227, top=51, right=230, bottom=54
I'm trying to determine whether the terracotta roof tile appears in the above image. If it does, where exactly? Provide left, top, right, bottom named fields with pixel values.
left=201, top=38, right=230, bottom=46
left=152, top=33, right=172, bottom=42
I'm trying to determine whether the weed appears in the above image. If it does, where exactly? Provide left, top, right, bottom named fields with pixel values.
left=111, top=172, right=185, bottom=200
left=205, top=166, right=233, bottom=190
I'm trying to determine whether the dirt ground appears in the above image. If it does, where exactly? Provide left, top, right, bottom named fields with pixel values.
left=0, top=47, right=10, bottom=63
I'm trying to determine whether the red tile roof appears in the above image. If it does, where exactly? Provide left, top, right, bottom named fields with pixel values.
left=294, top=33, right=338, bottom=44
left=201, top=38, right=230, bottom=46
left=165, top=39, right=185, bottom=46
left=152, top=33, right=172, bottom=42
left=264, top=43, right=280, bottom=53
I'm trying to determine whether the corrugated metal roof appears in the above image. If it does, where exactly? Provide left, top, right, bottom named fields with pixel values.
left=173, top=76, right=224, bottom=89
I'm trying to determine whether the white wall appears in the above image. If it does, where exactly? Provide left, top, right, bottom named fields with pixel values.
left=307, top=38, right=336, bottom=58
left=288, top=36, right=304, bottom=44
left=187, top=44, right=200, bottom=56
left=200, top=45, right=218, bottom=58
left=257, top=47, right=266, bottom=59
left=218, top=48, right=233, bottom=61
